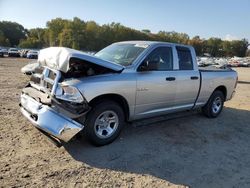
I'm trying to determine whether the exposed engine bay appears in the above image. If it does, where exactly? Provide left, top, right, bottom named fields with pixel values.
left=62, top=57, right=118, bottom=78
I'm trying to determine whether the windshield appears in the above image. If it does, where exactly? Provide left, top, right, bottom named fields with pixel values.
left=95, top=43, right=148, bottom=66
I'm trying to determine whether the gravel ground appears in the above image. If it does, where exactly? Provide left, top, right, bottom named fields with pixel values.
left=0, top=58, right=250, bottom=188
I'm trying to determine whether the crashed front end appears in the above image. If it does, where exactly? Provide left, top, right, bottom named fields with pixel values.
left=20, top=47, right=123, bottom=145
left=20, top=66, right=89, bottom=144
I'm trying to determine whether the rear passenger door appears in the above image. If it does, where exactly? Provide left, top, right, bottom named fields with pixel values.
left=174, top=46, right=200, bottom=109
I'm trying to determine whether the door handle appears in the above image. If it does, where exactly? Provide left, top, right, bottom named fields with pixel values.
left=166, top=77, right=176, bottom=81
left=190, top=76, right=199, bottom=80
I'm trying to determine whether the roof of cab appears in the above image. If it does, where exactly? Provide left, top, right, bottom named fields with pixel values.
left=115, top=40, right=193, bottom=48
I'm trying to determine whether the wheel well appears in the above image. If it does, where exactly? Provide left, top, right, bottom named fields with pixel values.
left=89, top=94, right=130, bottom=121
left=214, top=86, right=227, bottom=99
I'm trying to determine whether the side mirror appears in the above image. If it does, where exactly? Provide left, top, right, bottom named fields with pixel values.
left=138, top=61, right=149, bottom=71
left=138, top=59, right=158, bottom=71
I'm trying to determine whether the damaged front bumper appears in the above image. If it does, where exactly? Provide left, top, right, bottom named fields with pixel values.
left=20, top=93, right=84, bottom=142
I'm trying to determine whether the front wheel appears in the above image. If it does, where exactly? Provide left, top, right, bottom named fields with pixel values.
left=84, top=101, right=124, bottom=146
left=202, top=90, right=225, bottom=118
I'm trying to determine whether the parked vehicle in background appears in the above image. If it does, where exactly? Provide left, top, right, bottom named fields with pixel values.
left=244, top=57, right=250, bottom=67
left=8, top=48, right=20, bottom=57
left=214, top=58, right=228, bottom=68
left=197, top=57, right=216, bottom=67
left=227, top=61, right=239, bottom=67
left=20, top=49, right=29, bottom=58
left=27, top=50, right=39, bottom=59
left=241, top=62, right=250, bottom=67
left=20, top=41, right=238, bottom=146
left=0, top=49, right=4, bottom=57
left=228, top=56, right=247, bottom=67
left=1, top=48, right=8, bottom=56
left=241, top=58, right=250, bottom=67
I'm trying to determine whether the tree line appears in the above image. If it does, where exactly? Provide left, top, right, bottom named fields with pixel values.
left=0, top=17, right=249, bottom=57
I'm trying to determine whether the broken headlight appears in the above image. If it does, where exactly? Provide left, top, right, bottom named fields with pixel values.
left=55, top=84, right=84, bottom=103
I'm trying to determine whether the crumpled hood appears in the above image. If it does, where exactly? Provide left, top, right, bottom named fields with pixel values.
left=38, top=47, right=124, bottom=73
left=21, top=62, right=39, bottom=74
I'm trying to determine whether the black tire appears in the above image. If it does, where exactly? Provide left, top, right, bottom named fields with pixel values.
left=202, top=90, right=225, bottom=118
left=84, top=101, right=124, bottom=146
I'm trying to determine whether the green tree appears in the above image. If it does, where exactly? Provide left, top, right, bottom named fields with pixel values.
left=85, top=21, right=101, bottom=50
left=59, top=28, right=74, bottom=48
left=206, top=38, right=223, bottom=57
left=0, top=21, right=27, bottom=46
left=1, top=17, right=248, bottom=57
left=141, top=29, right=151, bottom=34
left=230, top=39, right=248, bottom=57
left=18, top=28, right=48, bottom=48
left=0, top=30, right=11, bottom=46
left=246, top=49, right=250, bottom=56
left=18, top=38, right=43, bottom=48
left=188, top=36, right=204, bottom=56
left=46, top=18, right=69, bottom=46
left=66, top=17, right=86, bottom=49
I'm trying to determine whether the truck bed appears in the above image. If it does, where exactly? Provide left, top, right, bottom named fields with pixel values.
left=197, top=66, right=237, bottom=105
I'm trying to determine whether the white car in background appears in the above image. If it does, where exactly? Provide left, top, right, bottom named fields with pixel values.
left=27, top=50, right=39, bottom=59
left=8, top=48, right=20, bottom=57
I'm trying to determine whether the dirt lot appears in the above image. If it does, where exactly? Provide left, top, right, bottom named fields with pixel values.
left=0, top=58, right=250, bottom=188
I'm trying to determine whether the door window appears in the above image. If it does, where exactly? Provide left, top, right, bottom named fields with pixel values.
left=176, top=47, right=193, bottom=70
left=139, top=47, right=173, bottom=71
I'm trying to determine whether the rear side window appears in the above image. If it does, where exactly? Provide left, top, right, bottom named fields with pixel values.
left=176, top=47, right=193, bottom=70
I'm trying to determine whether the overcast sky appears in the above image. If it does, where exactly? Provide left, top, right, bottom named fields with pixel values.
left=0, top=0, right=249, bottom=41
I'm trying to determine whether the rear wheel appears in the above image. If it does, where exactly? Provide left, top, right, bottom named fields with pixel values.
left=84, top=101, right=124, bottom=146
left=202, top=90, right=225, bottom=118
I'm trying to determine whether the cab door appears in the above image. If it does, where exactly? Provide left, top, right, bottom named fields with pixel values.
left=135, top=46, right=177, bottom=119
left=174, top=46, right=200, bottom=109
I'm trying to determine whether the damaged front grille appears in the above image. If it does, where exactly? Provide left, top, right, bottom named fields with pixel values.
left=26, top=66, right=89, bottom=119
left=30, top=75, right=41, bottom=84
left=35, top=66, right=44, bottom=74
left=30, top=66, right=61, bottom=95
left=44, top=81, right=53, bottom=92
left=30, top=66, right=44, bottom=84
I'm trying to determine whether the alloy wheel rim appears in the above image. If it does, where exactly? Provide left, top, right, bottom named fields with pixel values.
left=94, top=110, right=119, bottom=139
left=212, top=97, right=222, bottom=114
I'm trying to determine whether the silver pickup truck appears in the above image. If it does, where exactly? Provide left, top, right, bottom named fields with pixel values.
left=20, top=41, right=238, bottom=146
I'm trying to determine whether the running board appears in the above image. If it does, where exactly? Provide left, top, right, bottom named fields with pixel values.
left=132, top=109, right=200, bottom=127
